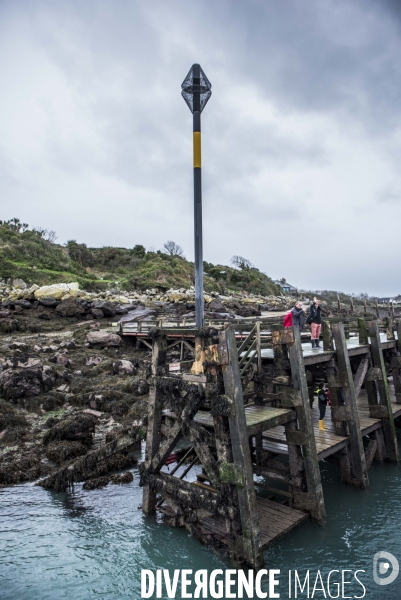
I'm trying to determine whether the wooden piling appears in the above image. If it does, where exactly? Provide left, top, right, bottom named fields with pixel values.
left=358, top=318, right=369, bottom=346
left=386, top=317, right=395, bottom=341
left=287, top=326, right=326, bottom=522
left=322, top=320, right=334, bottom=352
left=368, top=320, right=399, bottom=462
left=143, top=333, right=167, bottom=513
left=391, top=354, right=401, bottom=404
left=220, top=328, right=263, bottom=569
left=332, top=323, right=369, bottom=488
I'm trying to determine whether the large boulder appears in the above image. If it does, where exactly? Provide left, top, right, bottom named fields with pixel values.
left=0, top=361, right=56, bottom=400
left=43, top=414, right=96, bottom=446
left=93, top=301, right=116, bottom=317
left=34, top=283, right=79, bottom=301
left=11, top=278, right=27, bottom=289
left=55, top=297, right=86, bottom=318
left=118, top=307, right=156, bottom=323
left=109, top=295, right=130, bottom=304
left=113, top=360, right=136, bottom=375
left=86, top=331, right=121, bottom=347
left=86, top=356, right=103, bottom=366
left=38, top=297, right=59, bottom=308
left=208, top=299, right=225, bottom=312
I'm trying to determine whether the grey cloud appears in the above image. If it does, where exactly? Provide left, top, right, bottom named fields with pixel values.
left=376, top=185, right=401, bottom=204
left=0, top=0, right=401, bottom=295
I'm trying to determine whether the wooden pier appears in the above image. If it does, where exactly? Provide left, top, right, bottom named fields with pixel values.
left=138, top=316, right=401, bottom=567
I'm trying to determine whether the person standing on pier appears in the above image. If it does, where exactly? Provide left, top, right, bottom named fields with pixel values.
left=291, top=301, right=305, bottom=334
left=316, top=383, right=329, bottom=430
left=308, top=297, right=322, bottom=349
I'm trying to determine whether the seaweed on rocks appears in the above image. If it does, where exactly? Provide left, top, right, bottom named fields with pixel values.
left=83, top=453, right=137, bottom=480
left=111, top=471, right=133, bottom=484
left=0, top=451, right=50, bottom=486
left=1, top=426, right=28, bottom=445
left=0, top=413, right=29, bottom=431
left=82, top=471, right=134, bottom=490
left=82, top=476, right=110, bottom=490
left=41, top=395, right=63, bottom=412
left=38, top=424, right=145, bottom=492
left=44, top=416, right=60, bottom=429
left=45, top=440, right=87, bottom=464
left=0, top=399, right=15, bottom=415
left=43, top=413, right=96, bottom=446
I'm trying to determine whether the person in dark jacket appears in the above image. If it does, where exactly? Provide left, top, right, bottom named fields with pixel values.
left=291, top=301, right=305, bottom=333
left=316, top=383, right=329, bottom=430
left=308, top=297, right=322, bottom=349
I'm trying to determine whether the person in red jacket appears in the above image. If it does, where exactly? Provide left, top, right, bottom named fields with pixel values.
left=283, top=312, right=292, bottom=328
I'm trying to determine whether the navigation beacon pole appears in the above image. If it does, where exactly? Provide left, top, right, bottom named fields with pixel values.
left=181, top=64, right=212, bottom=328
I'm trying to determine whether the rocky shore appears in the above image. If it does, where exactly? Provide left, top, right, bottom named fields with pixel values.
left=0, top=279, right=386, bottom=490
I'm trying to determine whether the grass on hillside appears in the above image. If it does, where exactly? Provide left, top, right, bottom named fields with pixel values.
left=0, top=220, right=282, bottom=295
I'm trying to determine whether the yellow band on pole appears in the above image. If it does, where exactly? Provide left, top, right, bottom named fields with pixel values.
left=193, top=131, right=201, bottom=168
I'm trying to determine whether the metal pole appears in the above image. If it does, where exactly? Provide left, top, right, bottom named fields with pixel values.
left=192, top=64, right=204, bottom=328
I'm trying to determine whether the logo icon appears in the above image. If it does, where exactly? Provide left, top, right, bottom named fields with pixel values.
left=373, top=552, right=399, bottom=586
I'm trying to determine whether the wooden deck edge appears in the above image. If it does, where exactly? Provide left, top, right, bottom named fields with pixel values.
left=257, top=497, right=309, bottom=550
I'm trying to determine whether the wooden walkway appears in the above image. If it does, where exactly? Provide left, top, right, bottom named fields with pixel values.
left=261, top=385, right=401, bottom=461
left=256, top=496, right=308, bottom=549
left=165, top=404, right=296, bottom=436
left=259, top=332, right=397, bottom=365
left=198, top=496, right=307, bottom=550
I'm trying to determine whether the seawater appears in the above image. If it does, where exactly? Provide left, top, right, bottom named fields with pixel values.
left=1, top=449, right=401, bottom=599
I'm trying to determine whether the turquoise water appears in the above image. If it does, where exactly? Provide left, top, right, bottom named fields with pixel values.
left=1, top=452, right=401, bottom=599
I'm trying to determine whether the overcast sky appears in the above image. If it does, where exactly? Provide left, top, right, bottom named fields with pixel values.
left=1, top=1, right=400, bottom=296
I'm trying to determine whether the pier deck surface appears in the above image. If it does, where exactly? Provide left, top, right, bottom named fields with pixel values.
left=165, top=404, right=296, bottom=435
left=198, top=496, right=308, bottom=550
left=256, top=496, right=308, bottom=549
left=259, top=332, right=397, bottom=365
left=262, top=387, right=401, bottom=460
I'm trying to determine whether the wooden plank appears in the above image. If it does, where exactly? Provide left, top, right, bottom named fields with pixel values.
left=143, top=333, right=167, bottom=514
left=220, top=327, right=263, bottom=568
left=353, top=358, right=369, bottom=398
left=256, top=321, right=262, bottom=373
left=369, top=405, right=390, bottom=419
left=182, top=373, right=207, bottom=383
left=331, top=406, right=353, bottom=421
left=256, top=497, right=308, bottom=550
left=365, top=439, right=378, bottom=469
left=286, top=431, right=307, bottom=446
left=332, top=323, right=369, bottom=488
left=322, top=320, right=334, bottom=351
left=391, top=356, right=401, bottom=404
left=368, top=320, right=399, bottom=462
left=287, top=326, right=326, bottom=522
left=386, top=317, right=395, bottom=340
left=166, top=405, right=296, bottom=435
left=245, top=407, right=296, bottom=436
left=397, top=321, right=401, bottom=354
left=237, top=324, right=257, bottom=356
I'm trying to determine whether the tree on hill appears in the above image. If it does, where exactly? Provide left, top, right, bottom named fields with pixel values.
left=231, top=255, right=253, bottom=270
left=0, top=218, right=29, bottom=233
left=163, top=241, right=185, bottom=258
left=33, top=227, right=58, bottom=243
left=132, top=244, right=146, bottom=258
